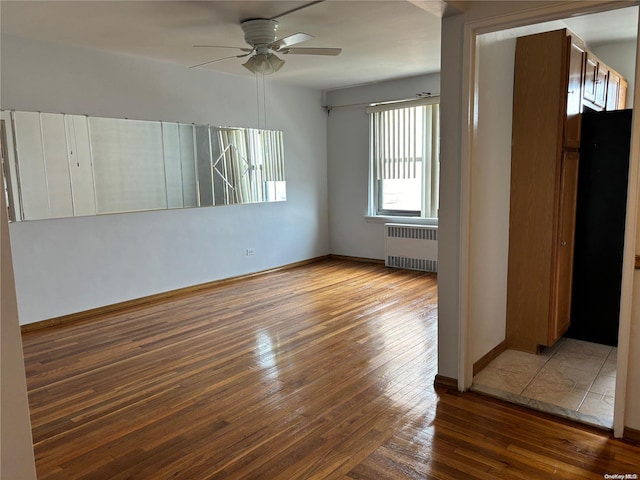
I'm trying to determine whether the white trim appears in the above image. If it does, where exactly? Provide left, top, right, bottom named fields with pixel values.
left=458, top=0, right=639, bottom=436
left=368, top=113, right=375, bottom=216
left=613, top=6, right=640, bottom=438
left=464, top=1, right=635, bottom=36
left=458, top=19, right=475, bottom=392
left=364, top=215, right=437, bottom=226
left=368, top=101, right=440, bottom=218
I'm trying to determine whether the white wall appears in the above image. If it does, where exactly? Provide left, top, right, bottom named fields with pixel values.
left=1, top=169, right=37, bottom=479
left=1, top=34, right=329, bottom=324
left=325, top=74, right=440, bottom=260
left=592, top=40, right=636, bottom=108
left=468, top=32, right=514, bottom=364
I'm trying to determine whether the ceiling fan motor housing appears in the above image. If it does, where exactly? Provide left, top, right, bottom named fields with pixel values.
left=241, top=19, right=279, bottom=47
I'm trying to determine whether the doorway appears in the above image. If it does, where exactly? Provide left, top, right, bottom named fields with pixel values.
left=464, top=5, right=638, bottom=432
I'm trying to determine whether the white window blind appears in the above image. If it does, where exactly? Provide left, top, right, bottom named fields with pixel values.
left=368, top=97, right=440, bottom=218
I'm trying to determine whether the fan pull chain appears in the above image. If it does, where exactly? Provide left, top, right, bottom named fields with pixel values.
left=254, top=73, right=268, bottom=130
left=256, top=72, right=262, bottom=129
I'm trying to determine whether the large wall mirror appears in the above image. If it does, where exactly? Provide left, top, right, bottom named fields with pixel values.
left=0, top=111, right=286, bottom=221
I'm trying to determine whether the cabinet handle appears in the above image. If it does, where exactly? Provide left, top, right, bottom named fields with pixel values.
left=561, top=241, right=567, bottom=246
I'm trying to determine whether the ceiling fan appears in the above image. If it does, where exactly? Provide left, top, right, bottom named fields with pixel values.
left=190, top=18, right=342, bottom=74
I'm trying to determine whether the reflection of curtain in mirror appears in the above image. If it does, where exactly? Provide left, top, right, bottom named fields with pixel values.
left=215, top=130, right=230, bottom=204
left=216, top=129, right=253, bottom=204
left=246, top=130, right=263, bottom=202
left=262, top=130, right=285, bottom=201
left=262, top=130, right=285, bottom=183
left=233, top=130, right=252, bottom=203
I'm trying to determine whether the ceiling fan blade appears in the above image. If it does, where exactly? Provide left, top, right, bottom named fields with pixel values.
left=193, top=45, right=253, bottom=52
left=270, top=0, right=326, bottom=20
left=189, top=52, right=253, bottom=69
left=280, top=47, right=342, bottom=56
left=270, top=32, right=314, bottom=50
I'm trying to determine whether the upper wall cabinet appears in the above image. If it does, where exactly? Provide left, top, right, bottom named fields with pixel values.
left=606, top=69, right=628, bottom=111
left=583, top=51, right=628, bottom=112
left=0, top=111, right=287, bottom=222
left=583, top=52, right=599, bottom=105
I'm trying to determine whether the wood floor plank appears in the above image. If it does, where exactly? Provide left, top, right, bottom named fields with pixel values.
left=22, top=259, right=640, bottom=479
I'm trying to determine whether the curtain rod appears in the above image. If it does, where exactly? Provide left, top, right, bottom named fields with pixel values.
left=322, top=92, right=437, bottom=115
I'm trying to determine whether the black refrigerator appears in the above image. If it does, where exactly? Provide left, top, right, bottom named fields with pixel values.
left=568, top=108, right=632, bottom=347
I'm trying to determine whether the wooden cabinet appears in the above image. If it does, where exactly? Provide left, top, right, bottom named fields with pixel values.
left=619, top=77, right=628, bottom=109
left=583, top=52, right=608, bottom=110
left=607, top=70, right=628, bottom=110
left=506, top=29, right=580, bottom=353
left=583, top=53, right=598, bottom=104
left=506, top=28, right=628, bottom=353
left=584, top=52, right=627, bottom=112
left=594, top=63, right=608, bottom=108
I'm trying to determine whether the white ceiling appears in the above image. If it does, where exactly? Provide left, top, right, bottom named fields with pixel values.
left=0, top=1, right=638, bottom=92
left=0, top=0, right=445, bottom=91
left=492, top=6, right=638, bottom=46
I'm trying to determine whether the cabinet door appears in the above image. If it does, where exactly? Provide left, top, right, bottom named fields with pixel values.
left=549, top=151, right=579, bottom=345
left=595, top=63, right=608, bottom=108
left=565, top=38, right=584, bottom=148
left=618, top=78, right=628, bottom=109
left=583, top=53, right=598, bottom=103
left=606, top=71, right=621, bottom=111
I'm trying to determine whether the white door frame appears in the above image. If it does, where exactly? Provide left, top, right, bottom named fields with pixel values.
left=457, top=0, right=640, bottom=438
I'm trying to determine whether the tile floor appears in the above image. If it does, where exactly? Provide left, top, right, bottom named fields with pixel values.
left=472, top=338, right=617, bottom=428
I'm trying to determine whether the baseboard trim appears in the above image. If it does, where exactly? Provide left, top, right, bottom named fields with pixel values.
left=433, top=374, right=458, bottom=390
left=623, top=426, right=640, bottom=445
left=328, top=254, right=385, bottom=265
left=20, top=255, right=330, bottom=334
left=473, top=340, right=508, bottom=376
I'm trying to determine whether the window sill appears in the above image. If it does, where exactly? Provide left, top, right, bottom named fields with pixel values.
left=364, top=215, right=438, bottom=226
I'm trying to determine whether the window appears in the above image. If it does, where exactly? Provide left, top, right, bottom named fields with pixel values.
left=368, top=98, right=439, bottom=219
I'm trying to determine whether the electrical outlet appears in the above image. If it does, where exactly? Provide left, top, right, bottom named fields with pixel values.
left=246, top=248, right=256, bottom=256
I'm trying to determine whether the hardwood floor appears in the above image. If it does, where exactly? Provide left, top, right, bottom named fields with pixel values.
left=22, top=259, right=639, bottom=479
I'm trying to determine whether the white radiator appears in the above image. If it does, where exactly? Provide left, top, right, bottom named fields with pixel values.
left=384, top=223, right=438, bottom=272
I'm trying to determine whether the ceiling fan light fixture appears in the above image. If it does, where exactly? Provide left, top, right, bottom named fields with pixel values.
left=242, top=53, right=285, bottom=75
left=269, top=53, right=285, bottom=72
